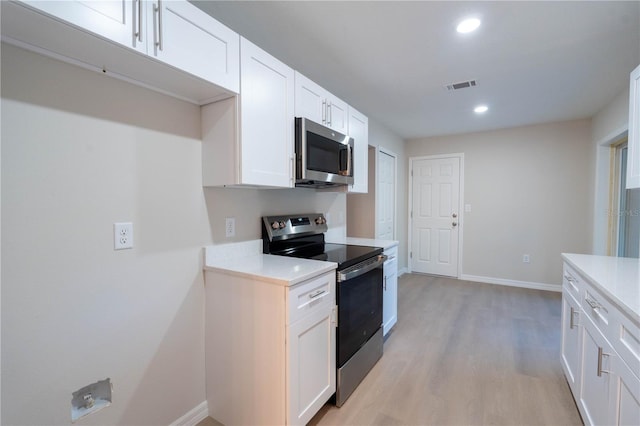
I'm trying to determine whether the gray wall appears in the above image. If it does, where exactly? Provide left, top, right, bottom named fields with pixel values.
left=406, top=119, right=593, bottom=286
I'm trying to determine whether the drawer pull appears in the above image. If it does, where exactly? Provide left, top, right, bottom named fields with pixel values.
left=597, top=347, right=611, bottom=377
left=570, top=307, right=578, bottom=329
left=564, top=274, right=575, bottom=283
left=309, top=289, right=327, bottom=299
left=585, top=297, right=602, bottom=311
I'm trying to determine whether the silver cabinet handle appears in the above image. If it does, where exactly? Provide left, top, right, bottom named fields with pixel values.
left=597, top=347, right=610, bottom=377
left=327, top=102, right=332, bottom=127
left=569, top=307, right=578, bottom=329
left=384, top=276, right=387, bottom=291
left=309, top=289, right=327, bottom=299
left=154, top=1, right=163, bottom=51
left=585, top=297, right=601, bottom=311
left=134, top=0, right=143, bottom=42
left=289, top=156, right=294, bottom=185
left=322, top=100, right=327, bottom=124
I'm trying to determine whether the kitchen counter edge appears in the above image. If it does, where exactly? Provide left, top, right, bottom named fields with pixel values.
left=562, top=253, right=640, bottom=324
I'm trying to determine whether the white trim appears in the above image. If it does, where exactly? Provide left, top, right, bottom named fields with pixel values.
left=408, top=153, right=465, bottom=278
left=398, top=267, right=409, bottom=277
left=460, top=274, right=561, bottom=292
left=169, top=401, right=209, bottom=426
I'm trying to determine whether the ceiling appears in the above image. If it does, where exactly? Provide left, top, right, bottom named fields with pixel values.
left=191, top=1, right=640, bottom=140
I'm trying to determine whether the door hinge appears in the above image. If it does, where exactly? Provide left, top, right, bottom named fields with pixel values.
left=410, top=251, right=413, bottom=259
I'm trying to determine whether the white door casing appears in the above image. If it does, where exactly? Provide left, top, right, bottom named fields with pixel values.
left=377, top=148, right=397, bottom=240
left=409, top=155, right=463, bottom=277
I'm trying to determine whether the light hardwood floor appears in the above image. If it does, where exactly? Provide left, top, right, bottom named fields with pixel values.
left=200, top=274, right=583, bottom=426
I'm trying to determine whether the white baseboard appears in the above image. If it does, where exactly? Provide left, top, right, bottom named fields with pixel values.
left=459, top=274, right=561, bottom=292
left=170, top=401, right=208, bottom=426
left=398, top=267, right=409, bottom=277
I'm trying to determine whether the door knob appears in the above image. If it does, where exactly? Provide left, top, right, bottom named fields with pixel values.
left=452, top=222, right=458, bottom=227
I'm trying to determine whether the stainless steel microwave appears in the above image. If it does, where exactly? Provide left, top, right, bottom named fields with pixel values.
left=295, top=117, right=354, bottom=188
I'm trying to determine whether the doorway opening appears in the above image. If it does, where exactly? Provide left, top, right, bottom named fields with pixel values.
left=609, top=140, right=640, bottom=258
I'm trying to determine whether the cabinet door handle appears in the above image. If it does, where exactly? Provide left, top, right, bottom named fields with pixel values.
left=564, top=274, right=574, bottom=283
left=289, top=156, right=294, bottom=186
left=585, top=297, right=601, bottom=311
left=384, top=276, right=387, bottom=291
left=309, top=289, right=327, bottom=299
left=134, top=0, right=143, bottom=43
left=597, top=347, right=610, bottom=377
left=154, top=1, right=163, bottom=51
left=322, top=100, right=327, bottom=124
left=327, top=102, right=332, bottom=127
left=569, top=307, right=578, bottom=329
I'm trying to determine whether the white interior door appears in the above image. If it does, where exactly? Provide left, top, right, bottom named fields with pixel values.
left=377, top=149, right=396, bottom=240
left=410, top=156, right=461, bottom=277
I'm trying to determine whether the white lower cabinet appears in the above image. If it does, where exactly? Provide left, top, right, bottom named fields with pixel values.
left=561, top=260, right=640, bottom=426
left=382, top=245, right=398, bottom=336
left=205, top=269, right=336, bottom=425
left=560, top=288, right=581, bottom=395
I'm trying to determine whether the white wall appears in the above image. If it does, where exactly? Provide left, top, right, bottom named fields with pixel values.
left=406, top=119, right=593, bottom=287
left=1, top=43, right=352, bottom=425
left=591, top=88, right=630, bottom=255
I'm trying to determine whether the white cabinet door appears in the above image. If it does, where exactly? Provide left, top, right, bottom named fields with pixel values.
left=327, top=96, right=349, bottom=134
left=348, top=106, right=369, bottom=193
left=240, top=37, right=294, bottom=187
left=295, top=72, right=326, bottom=125
left=294, top=71, right=349, bottom=133
left=579, top=316, right=614, bottom=426
left=150, top=0, right=239, bottom=92
left=561, top=290, right=582, bottom=395
left=628, top=64, right=640, bottom=189
left=287, top=306, right=336, bottom=426
left=611, top=354, right=640, bottom=426
left=21, top=0, right=146, bottom=53
left=382, top=250, right=398, bottom=336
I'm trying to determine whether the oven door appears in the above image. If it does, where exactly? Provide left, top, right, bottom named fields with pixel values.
left=336, top=255, right=386, bottom=367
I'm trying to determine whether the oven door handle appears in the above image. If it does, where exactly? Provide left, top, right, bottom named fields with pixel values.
left=337, top=254, right=387, bottom=282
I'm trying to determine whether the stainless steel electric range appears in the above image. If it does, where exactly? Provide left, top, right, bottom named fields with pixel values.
left=262, top=213, right=386, bottom=407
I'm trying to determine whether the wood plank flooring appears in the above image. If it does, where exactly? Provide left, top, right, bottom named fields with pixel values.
left=199, top=274, right=582, bottom=426
left=309, top=274, right=582, bottom=426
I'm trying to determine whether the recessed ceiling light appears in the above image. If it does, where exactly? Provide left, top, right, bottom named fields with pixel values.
left=474, top=105, right=488, bottom=113
left=457, top=18, right=481, bottom=34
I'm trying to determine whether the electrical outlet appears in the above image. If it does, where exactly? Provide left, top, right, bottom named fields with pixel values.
left=225, top=217, right=235, bottom=238
left=523, top=254, right=530, bottom=263
left=114, top=222, right=133, bottom=250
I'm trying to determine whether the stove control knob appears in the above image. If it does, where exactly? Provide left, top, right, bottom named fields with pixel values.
left=279, top=221, right=286, bottom=229
left=315, top=217, right=325, bottom=225
left=271, top=221, right=280, bottom=230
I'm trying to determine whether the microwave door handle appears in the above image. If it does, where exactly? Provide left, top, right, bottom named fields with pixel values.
left=346, top=144, right=352, bottom=177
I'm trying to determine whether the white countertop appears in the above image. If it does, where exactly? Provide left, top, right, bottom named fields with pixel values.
left=204, top=240, right=337, bottom=286
left=327, top=237, right=399, bottom=251
left=562, top=253, right=640, bottom=323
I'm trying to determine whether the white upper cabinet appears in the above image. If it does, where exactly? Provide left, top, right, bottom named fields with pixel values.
left=239, top=37, right=295, bottom=187
left=148, top=0, right=239, bottom=93
left=295, top=72, right=349, bottom=134
left=348, top=106, right=369, bottom=193
left=2, top=0, right=239, bottom=102
left=202, top=38, right=295, bottom=188
left=19, top=0, right=147, bottom=53
left=627, top=64, right=640, bottom=189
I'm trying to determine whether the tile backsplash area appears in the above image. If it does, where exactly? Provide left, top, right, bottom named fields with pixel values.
left=204, top=187, right=347, bottom=243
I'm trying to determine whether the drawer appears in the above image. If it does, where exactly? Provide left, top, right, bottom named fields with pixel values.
left=287, top=271, right=335, bottom=325
left=613, top=310, right=640, bottom=379
left=562, top=263, right=582, bottom=302
left=582, top=282, right=615, bottom=341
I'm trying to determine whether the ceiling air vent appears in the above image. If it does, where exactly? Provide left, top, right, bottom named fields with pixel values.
left=446, top=79, right=478, bottom=91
